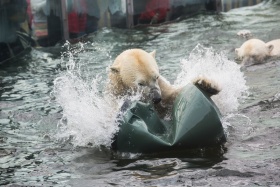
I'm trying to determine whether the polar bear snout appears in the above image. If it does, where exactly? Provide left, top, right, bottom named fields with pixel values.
left=150, top=87, right=162, bottom=104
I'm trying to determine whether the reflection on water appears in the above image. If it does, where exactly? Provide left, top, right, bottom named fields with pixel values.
left=1, top=1, right=280, bottom=186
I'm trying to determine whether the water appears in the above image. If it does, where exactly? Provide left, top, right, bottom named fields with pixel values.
left=1, top=1, right=280, bottom=186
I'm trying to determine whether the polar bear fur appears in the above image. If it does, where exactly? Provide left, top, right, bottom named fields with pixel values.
left=108, top=49, right=162, bottom=103
left=108, top=48, right=221, bottom=116
left=266, top=39, right=280, bottom=56
left=157, top=75, right=220, bottom=106
left=235, top=39, right=280, bottom=65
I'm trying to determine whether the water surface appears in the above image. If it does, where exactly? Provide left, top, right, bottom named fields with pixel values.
left=1, top=1, right=280, bottom=186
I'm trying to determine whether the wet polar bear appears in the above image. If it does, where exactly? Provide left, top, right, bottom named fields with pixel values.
left=235, top=39, right=280, bottom=65
left=108, top=49, right=221, bottom=116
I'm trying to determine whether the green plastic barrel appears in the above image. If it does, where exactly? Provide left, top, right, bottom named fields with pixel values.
left=112, top=84, right=226, bottom=153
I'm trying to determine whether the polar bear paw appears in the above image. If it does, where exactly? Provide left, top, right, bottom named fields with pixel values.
left=192, top=76, right=221, bottom=96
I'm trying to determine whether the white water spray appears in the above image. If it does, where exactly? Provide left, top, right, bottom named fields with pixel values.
left=52, top=42, right=121, bottom=148
left=175, top=44, right=249, bottom=115
left=53, top=72, right=119, bottom=147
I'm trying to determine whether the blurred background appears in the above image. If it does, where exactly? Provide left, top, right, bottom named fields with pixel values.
left=0, top=0, right=263, bottom=64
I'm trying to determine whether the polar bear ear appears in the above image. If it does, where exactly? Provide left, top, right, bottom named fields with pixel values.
left=235, top=48, right=239, bottom=55
left=110, top=66, right=120, bottom=73
left=267, top=44, right=274, bottom=53
left=150, top=50, right=156, bottom=58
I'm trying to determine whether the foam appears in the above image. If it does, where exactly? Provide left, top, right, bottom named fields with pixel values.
left=175, top=44, right=249, bottom=115
left=53, top=72, right=120, bottom=148
left=52, top=42, right=120, bottom=148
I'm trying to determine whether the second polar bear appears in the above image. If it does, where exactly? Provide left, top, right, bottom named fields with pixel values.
left=107, top=49, right=221, bottom=115
left=235, top=38, right=280, bottom=65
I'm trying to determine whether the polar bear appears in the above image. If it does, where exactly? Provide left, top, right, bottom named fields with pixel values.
left=108, top=49, right=162, bottom=104
left=235, top=38, right=280, bottom=65
left=266, top=39, right=280, bottom=56
left=108, top=49, right=221, bottom=116
left=157, top=75, right=221, bottom=106
left=153, top=74, right=221, bottom=117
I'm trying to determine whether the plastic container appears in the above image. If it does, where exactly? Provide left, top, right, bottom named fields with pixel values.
left=112, top=84, right=226, bottom=153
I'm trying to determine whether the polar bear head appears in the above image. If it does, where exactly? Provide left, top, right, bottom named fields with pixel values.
left=109, top=49, right=161, bottom=104
left=235, top=39, right=274, bottom=65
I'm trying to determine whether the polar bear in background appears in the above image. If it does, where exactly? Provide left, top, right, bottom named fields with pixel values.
left=235, top=39, right=280, bottom=65
left=107, top=49, right=221, bottom=116
left=266, top=39, right=280, bottom=56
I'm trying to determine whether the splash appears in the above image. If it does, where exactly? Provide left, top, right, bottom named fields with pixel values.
left=53, top=73, right=119, bottom=148
left=52, top=42, right=121, bottom=148
left=221, top=113, right=253, bottom=140
left=52, top=42, right=145, bottom=148
left=175, top=44, right=249, bottom=115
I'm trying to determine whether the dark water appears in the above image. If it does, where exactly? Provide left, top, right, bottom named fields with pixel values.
left=1, top=1, right=280, bottom=186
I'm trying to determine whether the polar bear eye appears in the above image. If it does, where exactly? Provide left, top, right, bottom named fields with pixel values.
left=138, top=82, right=145, bottom=86
left=153, top=75, right=159, bottom=81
